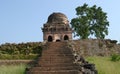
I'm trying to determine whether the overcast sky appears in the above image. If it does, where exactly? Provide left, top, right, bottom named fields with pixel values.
left=0, top=0, right=120, bottom=44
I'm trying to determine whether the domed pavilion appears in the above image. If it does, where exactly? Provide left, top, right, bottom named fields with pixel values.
left=42, top=12, right=72, bottom=42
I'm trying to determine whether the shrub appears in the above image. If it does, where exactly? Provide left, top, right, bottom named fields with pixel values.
left=110, top=54, right=120, bottom=62
left=0, top=54, right=39, bottom=60
left=0, top=42, right=42, bottom=59
left=0, top=42, right=42, bottom=55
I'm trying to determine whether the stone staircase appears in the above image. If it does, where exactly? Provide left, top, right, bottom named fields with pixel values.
left=26, top=42, right=80, bottom=74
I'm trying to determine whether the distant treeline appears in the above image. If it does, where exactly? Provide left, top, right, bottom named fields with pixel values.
left=0, top=42, right=42, bottom=59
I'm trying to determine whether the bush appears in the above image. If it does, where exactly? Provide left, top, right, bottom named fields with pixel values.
left=0, top=42, right=42, bottom=55
left=0, top=54, right=39, bottom=60
left=0, top=42, right=42, bottom=59
left=110, top=54, right=120, bottom=62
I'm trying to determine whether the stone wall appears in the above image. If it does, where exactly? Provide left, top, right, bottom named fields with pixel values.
left=68, top=39, right=120, bottom=56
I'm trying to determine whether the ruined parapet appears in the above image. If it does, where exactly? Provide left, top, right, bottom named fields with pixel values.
left=68, top=39, right=120, bottom=56
left=67, top=41, right=98, bottom=74
left=74, top=55, right=98, bottom=74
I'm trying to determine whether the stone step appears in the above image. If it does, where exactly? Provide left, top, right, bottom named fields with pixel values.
left=26, top=42, right=80, bottom=74
left=46, top=45, right=68, bottom=50
left=39, top=57, right=74, bottom=61
left=39, top=55, right=74, bottom=60
left=41, top=54, right=74, bottom=56
left=26, top=70, right=79, bottom=74
left=39, top=58, right=74, bottom=63
left=43, top=50, right=72, bottom=53
left=46, top=42, right=67, bottom=45
left=37, top=58, right=74, bottom=63
left=37, top=63, right=77, bottom=67
left=29, top=66, right=79, bottom=71
left=42, top=51, right=73, bottom=54
left=38, top=60, right=74, bottom=64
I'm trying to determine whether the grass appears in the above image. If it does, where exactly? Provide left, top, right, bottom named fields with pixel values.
left=86, top=56, right=120, bottom=74
left=0, top=64, right=26, bottom=74
left=0, top=56, right=120, bottom=74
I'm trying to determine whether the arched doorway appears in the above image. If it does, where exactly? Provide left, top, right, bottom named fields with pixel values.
left=48, top=36, right=53, bottom=42
left=56, top=39, right=61, bottom=42
left=64, top=35, right=69, bottom=40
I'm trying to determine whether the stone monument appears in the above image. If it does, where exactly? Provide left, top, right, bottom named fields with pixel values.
left=42, top=12, right=72, bottom=42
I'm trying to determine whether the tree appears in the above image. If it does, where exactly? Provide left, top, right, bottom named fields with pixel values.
left=71, top=4, right=109, bottom=39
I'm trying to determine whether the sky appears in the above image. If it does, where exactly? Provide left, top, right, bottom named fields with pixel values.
left=0, top=0, right=120, bottom=44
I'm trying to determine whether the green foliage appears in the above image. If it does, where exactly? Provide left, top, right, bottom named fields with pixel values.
left=0, top=64, right=26, bottom=74
left=0, top=42, right=42, bottom=59
left=86, top=56, right=120, bottom=74
left=71, top=3, right=109, bottom=39
left=111, top=54, right=120, bottom=62
left=0, top=54, right=38, bottom=60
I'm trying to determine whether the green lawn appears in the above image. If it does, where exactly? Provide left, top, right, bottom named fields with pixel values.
left=0, top=56, right=120, bottom=74
left=86, top=56, right=120, bottom=74
left=0, top=64, right=26, bottom=74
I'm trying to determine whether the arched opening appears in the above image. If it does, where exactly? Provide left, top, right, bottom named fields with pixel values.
left=56, top=39, right=61, bottom=42
left=48, top=36, right=53, bottom=42
left=64, top=35, right=69, bottom=40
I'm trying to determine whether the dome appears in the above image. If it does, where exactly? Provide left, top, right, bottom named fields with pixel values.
left=47, top=12, right=69, bottom=24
